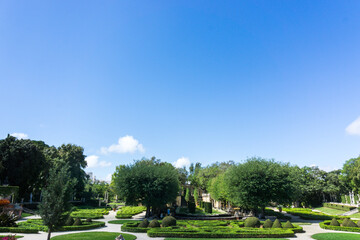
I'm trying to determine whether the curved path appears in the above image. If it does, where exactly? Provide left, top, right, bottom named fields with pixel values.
left=3, top=211, right=360, bottom=240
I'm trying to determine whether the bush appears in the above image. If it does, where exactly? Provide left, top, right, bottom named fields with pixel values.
left=73, top=218, right=82, bottom=226
left=188, top=199, right=196, bottom=214
left=357, top=221, right=360, bottom=228
left=342, top=218, right=350, bottom=227
left=262, top=219, right=273, bottom=228
left=138, top=219, right=149, bottom=228
left=346, top=220, right=358, bottom=228
left=323, top=203, right=356, bottom=211
left=65, top=216, right=74, bottom=226
left=161, top=216, right=176, bottom=227
left=244, top=217, right=260, bottom=228
left=149, top=219, right=160, bottom=228
left=204, top=202, right=212, bottom=214
left=86, top=218, right=92, bottom=223
left=283, top=221, right=293, bottom=228
left=330, top=218, right=340, bottom=226
left=272, top=219, right=282, bottom=228
left=0, top=213, right=17, bottom=227
left=320, top=220, right=360, bottom=233
left=116, top=206, right=146, bottom=219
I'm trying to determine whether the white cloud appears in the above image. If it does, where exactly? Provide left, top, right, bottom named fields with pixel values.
left=101, top=135, right=145, bottom=154
left=346, top=116, right=360, bottom=136
left=173, top=157, right=191, bottom=169
left=106, top=173, right=113, bottom=182
left=10, top=133, right=28, bottom=139
left=85, top=155, right=112, bottom=168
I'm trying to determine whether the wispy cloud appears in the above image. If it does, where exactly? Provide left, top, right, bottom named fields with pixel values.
left=106, top=173, right=113, bottom=182
left=86, top=155, right=112, bottom=168
left=101, top=135, right=145, bottom=154
left=173, top=157, right=191, bottom=168
left=10, top=133, right=28, bottom=139
left=346, top=116, right=360, bottom=136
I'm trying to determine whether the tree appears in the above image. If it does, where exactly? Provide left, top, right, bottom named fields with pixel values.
left=0, top=135, right=46, bottom=198
left=224, top=157, right=296, bottom=215
left=197, top=161, right=234, bottom=192
left=113, top=157, right=179, bottom=217
left=38, top=163, right=75, bottom=240
left=208, top=173, right=230, bottom=203
left=185, top=188, right=190, bottom=202
left=341, top=156, right=360, bottom=193
left=193, top=188, right=199, bottom=205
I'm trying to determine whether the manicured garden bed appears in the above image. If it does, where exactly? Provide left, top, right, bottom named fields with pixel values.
left=165, top=238, right=289, bottom=240
left=283, top=208, right=348, bottom=220
left=312, top=233, right=360, bottom=240
left=323, top=203, right=356, bottom=211
left=70, top=208, right=110, bottom=219
left=51, top=232, right=136, bottom=240
left=0, top=235, right=23, bottom=238
left=121, top=219, right=303, bottom=238
left=108, top=220, right=141, bottom=224
left=314, top=207, right=346, bottom=215
left=319, top=219, right=360, bottom=233
left=17, top=219, right=105, bottom=232
left=116, top=206, right=146, bottom=219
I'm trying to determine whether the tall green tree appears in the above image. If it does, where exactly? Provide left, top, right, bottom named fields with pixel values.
left=113, top=157, right=179, bottom=217
left=225, top=157, right=296, bottom=215
left=185, top=188, right=190, bottom=202
left=341, top=156, right=360, bottom=193
left=0, top=135, right=46, bottom=198
left=38, top=163, right=75, bottom=240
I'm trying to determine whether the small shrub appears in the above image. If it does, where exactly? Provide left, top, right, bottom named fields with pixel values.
left=342, top=218, right=350, bottom=227
left=188, top=198, right=196, bottom=214
left=244, top=217, right=260, bottom=228
left=138, top=219, right=149, bottom=228
left=262, top=219, right=273, bottom=228
left=65, top=216, right=74, bottom=226
left=161, top=216, right=176, bottom=227
left=283, top=221, right=293, bottom=228
left=357, top=220, right=360, bottom=228
left=149, top=219, right=160, bottom=228
left=347, top=220, right=358, bottom=228
left=73, top=218, right=82, bottom=226
left=204, top=202, right=212, bottom=214
left=86, top=218, right=92, bottom=223
left=272, top=219, right=282, bottom=228
left=0, top=213, right=16, bottom=227
left=330, top=218, right=340, bottom=226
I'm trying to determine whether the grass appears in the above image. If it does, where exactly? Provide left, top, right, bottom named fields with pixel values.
left=165, top=239, right=289, bottom=240
left=312, top=233, right=360, bottom=240
left=20, top=212, right=33, bottom=218
left=0, top=236, right=23, bottom=239
left=350, top=213, right=360, bottom=219
left=314, top=207, right=347, bottom=215
left=108, top=220, right=140, bottom=224
left=51, top=232, right=136, bottom=240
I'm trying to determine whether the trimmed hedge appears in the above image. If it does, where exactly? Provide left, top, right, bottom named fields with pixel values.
left=283, top=208, right=349, bottom=220
left=204, top=203, right=212, bottom=214
left=121, top=222, right=149, bottom=233
left=16, top=219, right=105, bottom=232
left=116, top=206, right=146, bottom=219
left=320, top=220, right=360, bottom=233
left=323, top=203, right=356, bottom=211
left=0, top=227, right=38, bottom=233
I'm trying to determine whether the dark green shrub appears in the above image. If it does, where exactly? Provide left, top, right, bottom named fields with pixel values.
left=0, top=213, right=17, bottom=227
left=149, top=219, right=160, bottom=228
left=188, top=199, right=196, bottom=214
left=138, top=219, right=149, bottom=228
left=86, top=218, right=92, bottom=223
left=342, top=218, right=350, bottom=227
left=244, top=217, right=260, bottom=228
left=263, top=219, right=273, bottom=228
left=73, top=218, right=82, bottom=226
left=357, top=220, right=360, bottom=228
left=200, top=201, right=204, bottom=208
left=283, top=221, right=293, bottom=228
left=65, top=216, right=74, bottom=226
left=330, top=218, right=340, bottom=226
left=346, top=220, right=357, bottom=228
left=272, top=219, right=282, bottom=228
left=204, top=202, right=212, bottom=213
left=162, top=216, right=176, bottom=227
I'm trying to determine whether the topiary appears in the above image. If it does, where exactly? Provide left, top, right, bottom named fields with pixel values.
left=138, top=219, right=149, bottom=228
left=346, top=220, right=357, bottom=228
left=85, top=218, right=92, bottom=223
left=244, top=217, right=260, bottom=228
left=161, top=216, right=176, bottom=227
left=330, top=218, right=340, bottom=226
left=188, top=197, right=196, bottom=214
left=283, top=220, right=293, bottom=228
left=65, top=216, right=74, bottom=226
left=149, top=219, right=160, bottom=228
left=342, top=218, right=350, bottom=227
left=73, top=217, right=82, bottom=226
left=262, top=219, right=273, bottom=228
left=272, top=219, right=282, bottom=228
left=357, top=220, right=360, bottom=228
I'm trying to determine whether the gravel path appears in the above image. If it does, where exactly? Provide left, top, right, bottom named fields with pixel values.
left=3, top=211, right=360, bottom=240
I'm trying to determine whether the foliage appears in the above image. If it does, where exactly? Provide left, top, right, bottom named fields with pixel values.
left=70, top=208, right=109, bottom=219
left=108, top=220, right=141, bottom=224
left=263, top=219, right=273, bottom=228
left=113, top=157, right=179, bottom=217
left=341, top=156, right=360, bottom=192
left=0, top=187, right=18, bottom=198
left=204, top=202, right=212, bottom=213
left=225, top=158, right=297, bottom=213
left=50, top=232, right=137, bottom=240
left=188, top=197, right=196, bottom=214
left=282, top=208, right=348, bottom=220
left=149, top=219, right=160, bottom=228
left=283, top=221, right=293, bottom=228
left=312, top=233, right=360, bottom=240
left=323, top=203, right=356, bottom=211
left=0, top=213, right=16, bottom=227
left=196, top=161, right=234, bottom=192
left=161, top=216, right=177, bottom=227
left=138, top=219, right=149, bottom=228
left=272, top=219, right=282, bottom=228
left=244, top=217, right=260, bottom=228
left=330, top=218, right=340, bottom=226
left=320, top=220, right=360, bottom=233
left=115, top=206, right=146, bottom=219
left=208, top=173, right=230, bottom=202
left=64, top=216, right=74, bottom=226
left=73, top=218, right=82, bottom=226
left=193, top=188, right=199, bottom=204
left=185, top=188, right=190, bottom=203
left=17, top=219, right=105, bottom=232
left=38, top=164, right=75, bottom=240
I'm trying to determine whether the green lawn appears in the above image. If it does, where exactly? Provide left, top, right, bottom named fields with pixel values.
left=165, top=238, right=289, bottom=240
left=51, top=232, right=136, bottom=240
left=108, top=220, right=140, bottom=224
left=350, top=213, right=360, bottom=219
left=313, top=207, right=347, bottom=215
left=312, top=233, right=360, bottom=240
left=20, top=212, right=33, bottom=218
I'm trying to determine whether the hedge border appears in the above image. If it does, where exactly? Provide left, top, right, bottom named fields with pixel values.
left=319, top=220, right=360, bottom=233
left=323, top=203, right=356, bottom=211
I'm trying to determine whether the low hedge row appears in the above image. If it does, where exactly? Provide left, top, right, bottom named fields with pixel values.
left=0, top=227, right=38, bottom=233
left=57, top=221, right=105, bottom=231
left=121, top=222, right=149, bottom=233
left=320, top=220, right=360, bottom=233
left=116, top=206, right=146, bottom=219
left=323, top=203, right=356, bottom=211
left=17, top=219, right=105, bottom=232
left=283, top=208, right=348, bottom=220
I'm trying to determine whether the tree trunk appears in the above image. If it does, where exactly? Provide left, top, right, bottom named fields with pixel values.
left=47, top=228, right=51, bottom=240
left=145, top=205, right=150, bottom=218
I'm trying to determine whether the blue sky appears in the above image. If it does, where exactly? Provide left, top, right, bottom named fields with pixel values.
left=1, top=0, right=360, bottom=180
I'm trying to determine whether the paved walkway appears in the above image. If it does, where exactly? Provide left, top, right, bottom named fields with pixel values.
left=3, top=211, right=360, bottom=240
